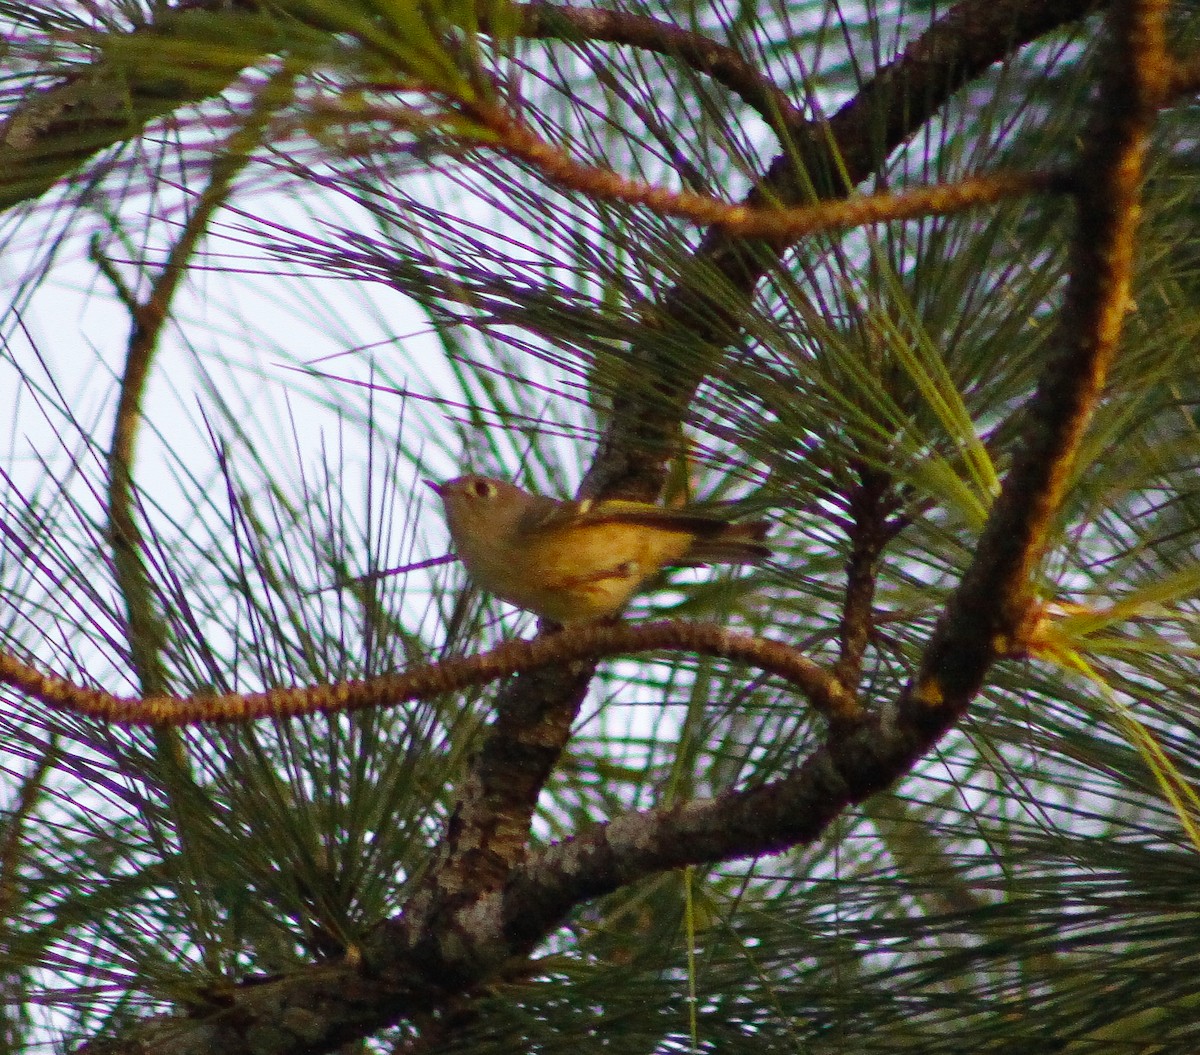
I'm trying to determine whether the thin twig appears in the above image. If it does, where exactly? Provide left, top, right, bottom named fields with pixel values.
left=0, top=619, right=850, bottom=727
left=515, top=2, right=807, bottom=142
left=337, top=93, right=1071, bottom=235
left=103, top=70, right=297, bottom=696
left=832, top=464, right=897, bottom=701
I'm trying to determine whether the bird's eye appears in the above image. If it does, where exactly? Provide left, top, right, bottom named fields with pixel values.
left=470, top=479, right=495, bottom=499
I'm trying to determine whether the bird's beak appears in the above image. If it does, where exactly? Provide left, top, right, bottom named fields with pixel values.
left=424, top=479, right=445, bottom=497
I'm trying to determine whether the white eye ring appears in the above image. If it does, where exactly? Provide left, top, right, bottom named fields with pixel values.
left=470, top=479, right=496, bottom=499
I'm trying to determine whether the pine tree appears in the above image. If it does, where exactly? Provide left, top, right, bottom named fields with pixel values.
left=2, top=1, right=1199, bottom=1052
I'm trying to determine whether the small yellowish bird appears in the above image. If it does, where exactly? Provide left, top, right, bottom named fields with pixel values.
left=426, top=475, right=770, bottom=624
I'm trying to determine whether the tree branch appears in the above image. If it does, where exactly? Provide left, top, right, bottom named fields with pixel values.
left=904, top=0, right=1166, bottom=727
left=38, top=3, right=1126, bottom=1054
left=580, top=0, right=1102, bottom=500
left=515, top=2, right=808, bottom=141
left=833, top=464, right=899, bottom=699
left=0, top=620, right=850, bottom=726
left=501, top=706, right=922, bottom=948
left=323, top=92, right=1075, bottom=235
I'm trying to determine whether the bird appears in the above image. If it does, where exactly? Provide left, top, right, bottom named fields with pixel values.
left=426, top=474, right=770, bottom=623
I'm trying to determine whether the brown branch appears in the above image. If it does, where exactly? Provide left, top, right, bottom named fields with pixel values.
left=398, top=657, right=598, bottom=965
left=0, top=620, right=850, bottom=727
left=714, top=169, right=1073, bottom=237
left=515, top=2, right=807, bottom=142
left=368, top=92, right=1070, bottom=233
left=903, top=0, right=1167, bottom=730
left=580, top=0, right=1101, bottom=501
left=0, top=0, right=1101, bottom=230
left=832, top=465, right=898, bottom=699
left=501, top=705, right=923, bottom=949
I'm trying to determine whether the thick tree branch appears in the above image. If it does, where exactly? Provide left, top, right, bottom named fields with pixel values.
left=501, top=706, right=923, bottom=947
left=397, top=657, right=596, bottom=973
left=903, top=0, right=1166, bottom=726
